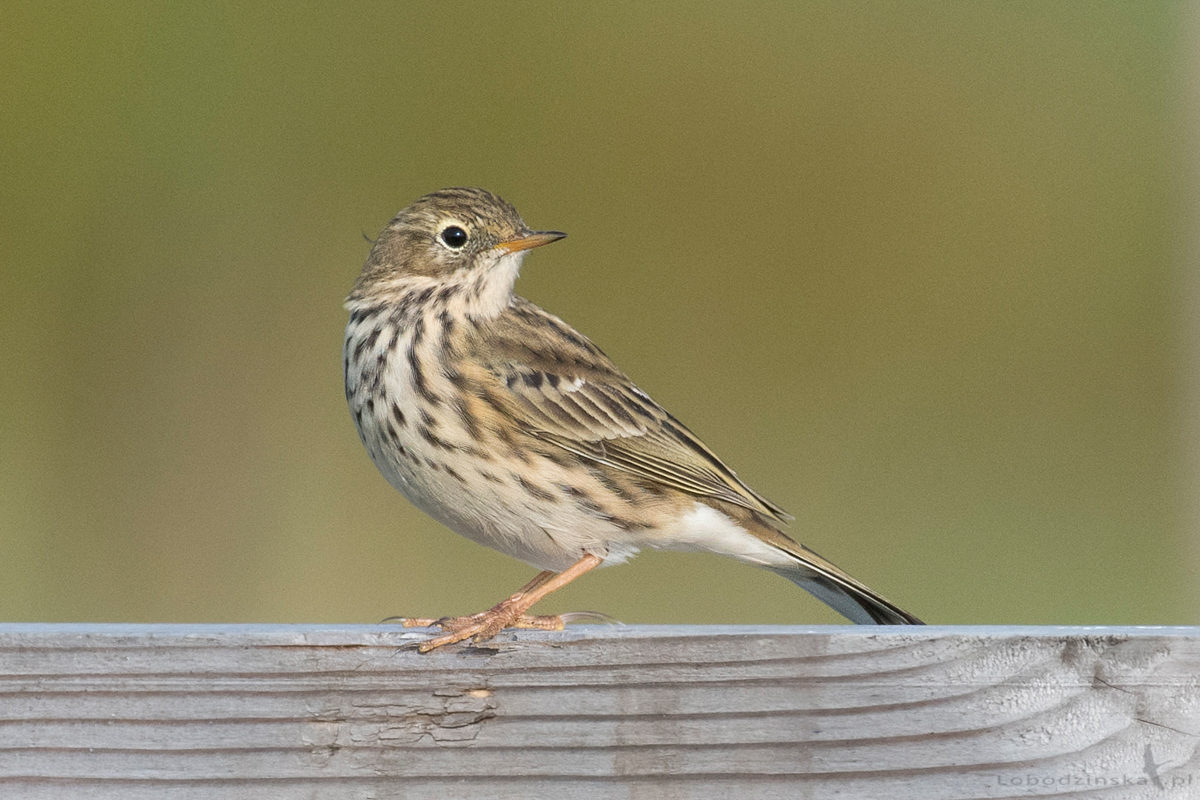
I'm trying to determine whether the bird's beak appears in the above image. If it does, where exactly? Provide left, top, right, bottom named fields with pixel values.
left=495, top=230, right=567, bottom=254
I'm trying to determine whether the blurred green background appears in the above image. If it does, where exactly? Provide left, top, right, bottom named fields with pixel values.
left=2, top=2, right=1195, bottom=627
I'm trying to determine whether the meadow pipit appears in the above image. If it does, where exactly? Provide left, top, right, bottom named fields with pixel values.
left=344, top=187, right=922, bottom=651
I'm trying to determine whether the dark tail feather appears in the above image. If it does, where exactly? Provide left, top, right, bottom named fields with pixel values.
left=770, top=568, right=924, bottom=625
left=739, top=518, right=923, bottom=625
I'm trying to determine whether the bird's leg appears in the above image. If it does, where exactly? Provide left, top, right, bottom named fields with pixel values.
left=399, top=614, right=564, bottom=631
left=409, top=553, right=603, bottom=652
left=396, top=570, right=560, bottom=631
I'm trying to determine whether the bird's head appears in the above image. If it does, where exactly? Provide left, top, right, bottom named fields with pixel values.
left=351, top=188, right=565, bottom=313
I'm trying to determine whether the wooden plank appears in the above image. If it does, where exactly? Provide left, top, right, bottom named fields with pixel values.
left=0, top=624, right=1197, bottom=799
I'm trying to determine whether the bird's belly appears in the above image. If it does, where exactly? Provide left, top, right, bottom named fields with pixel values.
left=348, top=338, right=635, bottom=572
left=364, top=420, right=629, bottom=571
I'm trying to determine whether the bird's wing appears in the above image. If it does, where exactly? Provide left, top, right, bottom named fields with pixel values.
left=469, top=298, right=792, bottom=524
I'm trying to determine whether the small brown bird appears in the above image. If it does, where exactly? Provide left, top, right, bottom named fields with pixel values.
left=344, top=187, right=921, bottom=651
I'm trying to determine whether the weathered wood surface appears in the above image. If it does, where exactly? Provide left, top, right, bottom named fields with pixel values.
left=0, top=624, right=1197, bottom=799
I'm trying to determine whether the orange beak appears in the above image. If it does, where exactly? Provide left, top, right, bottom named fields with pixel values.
left=495, top=230, right=567, bottom=254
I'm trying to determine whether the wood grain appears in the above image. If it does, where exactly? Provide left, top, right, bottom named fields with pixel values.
left=1, top=624, right=1197, bottom=798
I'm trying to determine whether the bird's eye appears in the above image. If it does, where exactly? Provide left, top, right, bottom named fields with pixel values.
left=440, top=226, right=468, bottom=249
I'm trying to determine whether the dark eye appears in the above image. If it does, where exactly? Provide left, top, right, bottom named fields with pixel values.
left=440, top=226, right=468, bottom=248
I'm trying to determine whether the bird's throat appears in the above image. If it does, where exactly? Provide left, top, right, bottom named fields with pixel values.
left=459, top=250, right=525, bottom=321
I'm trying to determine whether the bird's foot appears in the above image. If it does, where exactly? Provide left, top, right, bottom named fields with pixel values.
left=385, top=555, right=606, bottom=653
left=398, top=612, right=563, bottom=633
left=390, top=604, right=563, bottom=652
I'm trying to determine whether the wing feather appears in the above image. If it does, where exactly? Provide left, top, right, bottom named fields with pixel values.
left=469, top=298, right=792, bottom=524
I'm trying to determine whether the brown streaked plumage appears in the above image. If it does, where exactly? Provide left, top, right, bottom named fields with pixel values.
left=344, top=187, right=921, bottom=651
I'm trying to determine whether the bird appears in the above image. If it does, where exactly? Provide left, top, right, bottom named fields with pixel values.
left=343, top=187, right=922, bottom=651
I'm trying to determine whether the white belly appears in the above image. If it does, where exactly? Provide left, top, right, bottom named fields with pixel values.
left=344, top=308, right=639, bottom=572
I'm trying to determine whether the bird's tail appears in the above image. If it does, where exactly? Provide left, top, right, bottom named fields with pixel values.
left=766, top=538, right=923, bottom=625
